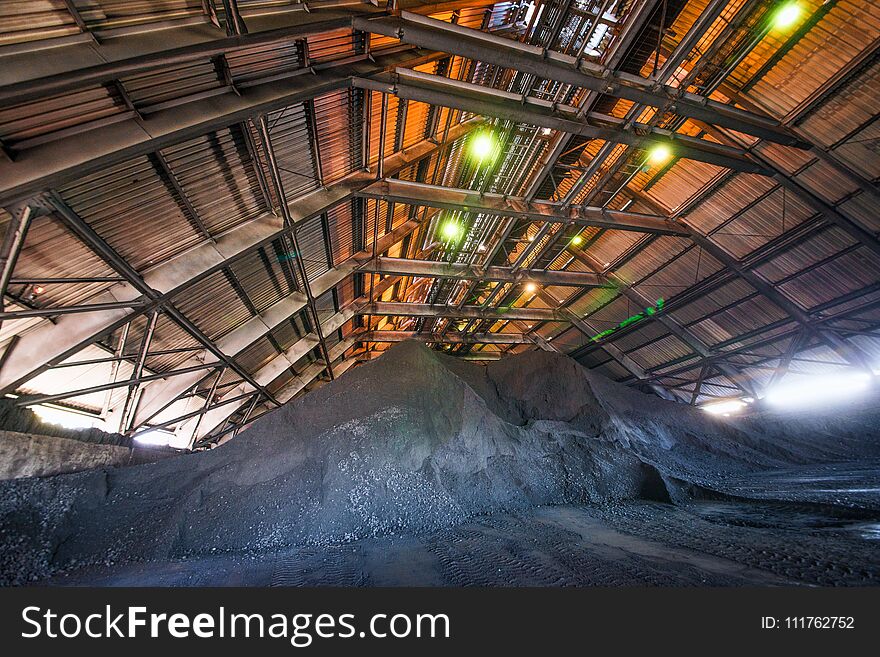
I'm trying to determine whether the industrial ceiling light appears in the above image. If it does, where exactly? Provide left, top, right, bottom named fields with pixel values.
left=701, top=399, right=747, bottom=416
left=648, top=143, right=672, bottom=165
left=524, top=282, right=537, bottom=293
left=470, top=131, right=498, bottom=162
left=772, top=3, right=802, bottom=30
left=441, top=220, right=462, bottom=242
left=570, top=234, right=583, bottom=246
left=765, top=371, right=872, bottom=408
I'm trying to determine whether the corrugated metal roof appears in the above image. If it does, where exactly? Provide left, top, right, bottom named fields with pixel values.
left=172, top=269, right=254, bottom=341
left=2, top=0, right=878, bottom=432
left=737, top=0, right=880, bottom=118
left=160, top=127, right=267, bottom=235
left=58, top=155, right=205, bottom=271
left=313, top=89, right=361, bottom=185
left=0, top=86, right=126, bottom=151
left=266, top=102, right=320, bottom=200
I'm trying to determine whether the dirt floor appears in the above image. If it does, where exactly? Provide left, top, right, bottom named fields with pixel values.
left=49, top=498, right=879, bottom=587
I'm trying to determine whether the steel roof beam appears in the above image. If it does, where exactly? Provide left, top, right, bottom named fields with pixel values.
left=190, top=336, right=357, bottom=441
left=522, top=0, right=659, bottom=201
left=0, top=16, right=352, bottom=100
left=0, top=2, right=493, bottom=98
left=132, top=294, right=307, bottom=427
left=683, top=228, right=873, bottom=370
left=533, top=288, right=681, bottom=402
left=358, top=348, right=503, bottom=361
left=352, top=11, right=807, bottom=149
left=355, top=71, right=771, bottom=174
left=655, top=0, right=730, bottom=81
left=358, top=178, right=691, bottom=236
left=697, top=124, right=880, bottom=259
left=565, top=245, right=761, bottom=397
left=256, top=113, right=336, bottom=381
left=132, top=218, right=424, bottom=426
left=559, top=168, right=871, bottom=372
left=186, top=262, right=664, bottom=438
left=178, top=335, right=358, bottom=443
left=0, top=47, right=438, bottom=206
left=44, top=194, right=282, bottom=406
left=364, top=302, right=569, bottom=322
left=274, top=338, right=357, bottom=404
left=369, top=256, right=611, bottom=288
left=362, top=330, right=532, bottom=344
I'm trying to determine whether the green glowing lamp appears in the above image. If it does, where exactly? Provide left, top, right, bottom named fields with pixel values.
left=773, top=3, right=801, bottom=29
left=441, top=220, right=462, bottom=242
left=648, top=143, right=672, bottom=165
left=470, top=132, right=497, bottom=162
left=570, top=234, right=583, bottom=247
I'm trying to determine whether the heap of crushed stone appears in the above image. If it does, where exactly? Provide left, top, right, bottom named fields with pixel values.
left=1, top=341, right=878, bottom=585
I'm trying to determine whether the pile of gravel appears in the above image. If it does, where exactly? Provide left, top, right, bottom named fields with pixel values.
left=1, top=341, right=878, bottom=585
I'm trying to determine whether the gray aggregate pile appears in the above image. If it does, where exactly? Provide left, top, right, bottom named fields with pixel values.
left=1, top=341, right=878, bottom=585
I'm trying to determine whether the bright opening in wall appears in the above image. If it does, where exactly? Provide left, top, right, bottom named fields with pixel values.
left=764, top=371, right=873, bottom=409
left=523, top=1, right=537, bottom=25
left=31, top=405, right=102, bottom=431
left=701, top=399, right=747, bottom=416
left=773, top=3, right=802, bottom=30
left=134, top=428, right=175, bottom=447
